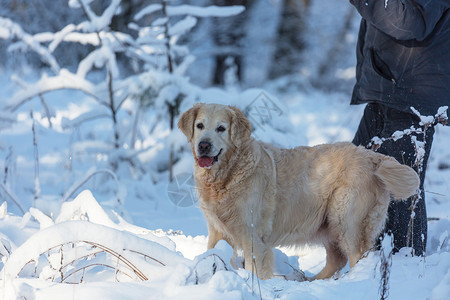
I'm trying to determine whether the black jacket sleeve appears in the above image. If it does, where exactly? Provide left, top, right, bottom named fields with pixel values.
left=349, top=0, right=449, bottom=41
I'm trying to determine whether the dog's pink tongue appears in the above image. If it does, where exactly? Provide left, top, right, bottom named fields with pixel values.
left=198, top=157, right=214, bottom=168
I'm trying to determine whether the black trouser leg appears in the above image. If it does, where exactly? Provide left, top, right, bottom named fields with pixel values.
left=352, top=103, right=384, bottom=146
left=352, top=103, right=434, bottom=256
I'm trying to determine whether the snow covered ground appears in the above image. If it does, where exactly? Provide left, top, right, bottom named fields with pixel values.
left=1, top=0, right=450, bottom=299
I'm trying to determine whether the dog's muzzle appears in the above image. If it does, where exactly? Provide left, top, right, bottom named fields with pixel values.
left=197, top=148, right=222, bottom=168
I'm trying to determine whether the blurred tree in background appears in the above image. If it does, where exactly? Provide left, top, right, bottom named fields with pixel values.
left=0, top=0, right=311, bottom=87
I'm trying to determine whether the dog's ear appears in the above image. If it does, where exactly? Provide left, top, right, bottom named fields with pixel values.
left=178, top=103, right=201, bottom=142
left=228, top=106, right=251, bottom=148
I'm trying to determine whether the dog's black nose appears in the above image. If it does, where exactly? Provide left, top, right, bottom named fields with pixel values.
left=198, top=141, right=212, bottom=155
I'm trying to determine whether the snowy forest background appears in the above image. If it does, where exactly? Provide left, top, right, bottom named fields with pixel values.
left=0, top=0, right=449, bottom=299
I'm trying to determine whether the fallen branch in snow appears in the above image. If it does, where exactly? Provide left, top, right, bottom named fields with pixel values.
left=86, top=240, right=149, bottom=281
left=1, top=221, right=188, bottom=284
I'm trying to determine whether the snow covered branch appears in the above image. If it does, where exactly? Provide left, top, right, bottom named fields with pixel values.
left=75, top=0, right=122, bottom=33
left=368, top=106, right=448, bottom=153
left=369, top=106, right=448, bottom=255
left=135, top=4, right=245, bottom=21
left=1, top=220, right=188, bottom=282
left=5, top=70, right=99, bottom=112
left=0, top=17, right=60, bottom=73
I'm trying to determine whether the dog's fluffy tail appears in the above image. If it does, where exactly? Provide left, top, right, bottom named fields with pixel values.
left=375, top=158, right=420, bottom=200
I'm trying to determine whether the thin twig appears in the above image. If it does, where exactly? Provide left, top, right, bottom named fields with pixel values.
left=62, top=263, right=134, bottom=283
left=0, top=182, right=25, bottom=215
left=369, top=107, right=448, bottom=256
left=107, top=70, right=119, bottom=149
left=161, top=0, right=176, bottom=182
left=63, top=168, right=119, bottom=202
left=38, top=94, right=53, bottom=128
left=76, top=0, right=103, bottom=47
left=126, top=249, right=166, bottom=266
left=85, top=241, right=148, bottom=281
left=17, top=240, right=151, bottom=282
left=60, top=250, right=104, bottom=271
left=30, top=110, right=40, bottom=207
left=379, top=235, right=393, bottom=300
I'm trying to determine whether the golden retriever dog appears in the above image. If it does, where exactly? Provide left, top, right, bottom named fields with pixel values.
left=178, top=103, right=419, bottom=280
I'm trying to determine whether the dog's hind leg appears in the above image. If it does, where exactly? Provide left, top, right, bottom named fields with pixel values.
left=313, top=242, right=347, bottom=280
left=346, top=189, right=391, bottom=268
left=354, top=190, right=391, bottom=264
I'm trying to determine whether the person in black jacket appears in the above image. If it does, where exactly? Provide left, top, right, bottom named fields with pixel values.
left=349, top=1, right=449, bottom=256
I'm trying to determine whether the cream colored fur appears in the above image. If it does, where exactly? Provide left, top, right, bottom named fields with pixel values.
left=178, top=103, right=420, bottom=280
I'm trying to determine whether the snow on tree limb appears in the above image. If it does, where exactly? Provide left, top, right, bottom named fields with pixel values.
left=135, top=4, right=245, bottom=21
left=134, top=4, right=163, bottom=21
left=76, top=0, right=122, bottom=33
left=68, top=0, right=95, bottom=9
left=48, top=24, right=78, bottom=52
left=0, top=17, right=60, bottom=73
left=4, top=69, right=99, bottom=112
left=61, top=110, right=111, bottom=130
left=370, top=106, right=448, bottom=151
left=77, top=44, right=120, bottom=79
left=167, top=5, right=245, bottom=18
left=169, top=16, right=197, bottom=37
left=411, top=106, right=448, bottom=127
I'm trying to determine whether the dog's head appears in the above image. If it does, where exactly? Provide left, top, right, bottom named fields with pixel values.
left=178, top=103, right=251, bottom=169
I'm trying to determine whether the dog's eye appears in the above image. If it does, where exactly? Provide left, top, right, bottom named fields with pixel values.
left=196, top=123, right=204, bottom=130
left=216, top=126, right=226, bottom=133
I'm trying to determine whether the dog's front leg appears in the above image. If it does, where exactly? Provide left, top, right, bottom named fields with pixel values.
left=243, top=238, right=274, bottom=280
left=207, top=223, right=224, bottom=249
